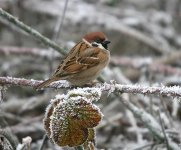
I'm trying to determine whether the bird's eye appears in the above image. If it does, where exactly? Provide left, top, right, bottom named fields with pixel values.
left=96, top=39, right=101, bottom=43
left=92, top=42, right=98, bottom=47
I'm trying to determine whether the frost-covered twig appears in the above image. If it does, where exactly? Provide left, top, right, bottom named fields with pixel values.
left=0, top=77, right=70, bottom=89
left=111, top=50, right=181, bottom=68
left=113, top=23, right=171, bottom=54
left=52, top=0, right=69, bottom=41
left=110, top=56, right=152, bottom=68
left=150, top=64, right=181, bottom=76
left=0, top=86, right=4, bottom=104
left=0, top=8, right=67, bottom=55
left=155, top=50, right=181, bottom=65
left=0, top=129, right=19, bottom=150
left=157, top=110, right=170, bottom=149
left=1, top=77, right=181, bottom=99
left=109, top=83, right=181, bottom=98
left=39, top=135, right=48, bottom=150
left=0, top=46, right=60, bottom=58
left=111, top=56, right=181, bottom=76
left=119, top=94, right=180, bottom=150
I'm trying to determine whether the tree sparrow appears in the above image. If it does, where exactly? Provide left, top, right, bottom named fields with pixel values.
left=36, top=32, right=111, bottom=89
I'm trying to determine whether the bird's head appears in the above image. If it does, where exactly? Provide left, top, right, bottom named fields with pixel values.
left=83, top=32, right=111, bottom=50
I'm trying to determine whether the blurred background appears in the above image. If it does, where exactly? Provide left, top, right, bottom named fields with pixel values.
left=0, top=0, right=181, bottom=149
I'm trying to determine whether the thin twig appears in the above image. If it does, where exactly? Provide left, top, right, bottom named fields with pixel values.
left=0, top=8, right=67, bottom=55
left=106, top=21, right=172, bottom=54
left=0, top=129, right=19, bottom=149
left=39, top=134, right=48, bottom=150
left=119, top=94, right=180, bottom=150
left=111, top=56, right=181, bottom=76
left=0, top=86, right=4, bottom=105
left=0, top=46, right=59, bottom=58
left=148, top=72, right=154, bottom=115
left=160, top=96, right=174, bottom=127
left=133, top=142, right=155, bottom=150
left=48, top=0, right=69, bottom=74
left=157, top=110, right=171, bottom=150
left=52, top=0, right=69, bottom=41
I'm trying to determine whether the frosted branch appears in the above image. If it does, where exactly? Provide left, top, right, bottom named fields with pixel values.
left=0, top=8, right=67, bottom=55
left=0, top=46, right=60, bottom=58
left=1, top=77, right=181, bottom=99
left=0, top=77, right=71, bottom=89
left=111, top=83, right=181, bottom=98
left=119, top=94, right=180, bottom=150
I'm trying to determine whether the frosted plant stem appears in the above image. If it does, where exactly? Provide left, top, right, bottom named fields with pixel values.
left=1, top=77, right=181, bottom=99
left=0, top=8, right=67, bottom=56
left=157, top=110, right=171, bottom=150
left=39, top=134, right=48, bottom=150
left=118, top=94, right=180, bottom=150
left=52, top=0, right=69, bottom=41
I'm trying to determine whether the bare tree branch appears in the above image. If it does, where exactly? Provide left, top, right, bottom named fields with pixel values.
left=0, top=46, right=60, bottom=58
left=0, top=8, right=67, bottom=55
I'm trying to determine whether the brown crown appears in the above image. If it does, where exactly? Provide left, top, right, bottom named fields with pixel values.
left=83, top=32, right=106, bottom=43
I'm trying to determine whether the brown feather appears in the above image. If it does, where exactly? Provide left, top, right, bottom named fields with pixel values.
left=35, top=77, right=59, bottom=89
left=79, top=57, right=99, bottom=65
left=53, top=41, right=89, bottom=76
left=63, top=63, right=85, bottom=73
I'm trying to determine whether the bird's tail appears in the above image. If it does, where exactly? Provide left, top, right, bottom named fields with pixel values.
left=35, top=77, right=59, bottom=90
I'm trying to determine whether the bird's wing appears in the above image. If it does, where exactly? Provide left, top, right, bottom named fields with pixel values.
left=53, top=42, right=104, bottom=78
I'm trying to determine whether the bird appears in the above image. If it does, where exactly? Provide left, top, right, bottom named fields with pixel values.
left=35, top=32, right=111, bottom=89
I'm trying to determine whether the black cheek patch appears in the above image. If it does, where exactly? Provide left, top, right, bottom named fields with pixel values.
left=102, top=43, right=108, bottom=49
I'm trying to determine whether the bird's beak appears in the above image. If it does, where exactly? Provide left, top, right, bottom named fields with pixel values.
left=102, top=40, right=111, bottom=49
left=103, top=40, right=111, bottom=45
